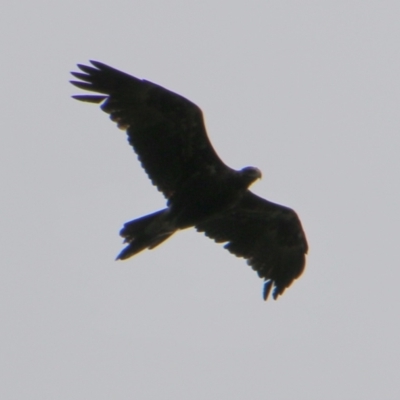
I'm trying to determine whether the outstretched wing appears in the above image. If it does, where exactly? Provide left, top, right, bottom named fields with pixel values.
left=70, top=61, right=230, bottom=198
left=196, top=191, right=308, bottom=300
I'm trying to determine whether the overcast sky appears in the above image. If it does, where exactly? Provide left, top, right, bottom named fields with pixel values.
left=1, top=1, right=400, bottom=399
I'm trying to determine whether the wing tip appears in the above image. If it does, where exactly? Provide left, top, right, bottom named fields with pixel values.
left=263, top=280, right=273, bottom=301
left=89, top=60, right=104, bottom=68
left=71, top=94, right=107, bottom=103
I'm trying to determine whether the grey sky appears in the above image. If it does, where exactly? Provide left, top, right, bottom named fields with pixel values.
left=1, top=1, right=399, bottom=399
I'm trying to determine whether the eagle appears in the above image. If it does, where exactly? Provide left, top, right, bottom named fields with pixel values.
left=70, top=61, right=308, bottom=300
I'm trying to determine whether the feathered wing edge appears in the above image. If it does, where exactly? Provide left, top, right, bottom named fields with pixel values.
left=196, top=192, right=308, bottom=300
left=70, top=61, right=231, bottom=200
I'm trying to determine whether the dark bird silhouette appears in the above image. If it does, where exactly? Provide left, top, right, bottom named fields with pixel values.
left=70, top=61, right=308, bottom=300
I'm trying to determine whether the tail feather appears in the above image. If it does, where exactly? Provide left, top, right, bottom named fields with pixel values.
left=117, top=209, right=175, bottom=260
left=120, top=210, right=166, bottom=242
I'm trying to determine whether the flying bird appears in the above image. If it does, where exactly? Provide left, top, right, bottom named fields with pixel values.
left=70, top=61, right=308, bottom=300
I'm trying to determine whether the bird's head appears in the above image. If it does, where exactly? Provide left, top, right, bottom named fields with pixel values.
left=240, top=166, right=262, bottom=187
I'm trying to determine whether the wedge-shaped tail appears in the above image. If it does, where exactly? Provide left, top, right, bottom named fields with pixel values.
left=117, top=209, right=175, bottom=260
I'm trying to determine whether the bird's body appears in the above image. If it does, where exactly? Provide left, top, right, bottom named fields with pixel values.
left=70, top=61, right=308, bottom=300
